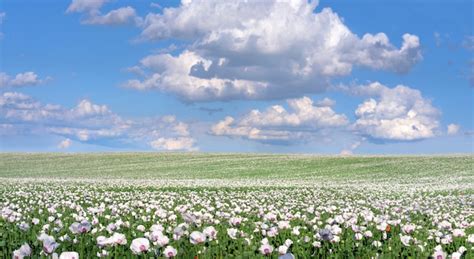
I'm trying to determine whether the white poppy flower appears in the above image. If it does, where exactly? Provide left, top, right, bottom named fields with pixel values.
left=130, top=238, right=150, bottom=254
left=59, top=252, right=79, bottom=259
left=163, top=246, right=177, bottom=258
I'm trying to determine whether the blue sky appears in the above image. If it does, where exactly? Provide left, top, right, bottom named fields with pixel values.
left=0, top=0, right=472, bottom=153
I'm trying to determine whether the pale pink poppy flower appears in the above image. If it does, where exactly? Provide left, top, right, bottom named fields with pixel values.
left=259, top=243, right=273, bottom=255
left=400, top=235, right=411, bottom=246
left=130, top=238, right=150, bottom=254
left=38, top=234, right=58, bottom=255
left=264, top=213, right=277, bottom=222
left=432, top=250, right=446, bottom=259
left=278, top=245, right=288, bottom=255
left=227, top=228, right=238, bottom=239
left=69, top=221, right=91, bottom=234
left=96, top=236, right=112, bottom=247
left=111, top=232, right=127, bottom=245
left=278, top=221, right=290, bottom=230
left=439, top=220, right=451, bottom=230
left=402, top=224, right=416, bottom=234
left=372, top=241, right=382, bottom=247
left=12, top=243, right=31, bottom=259
left=150, top=231, right=169, bottom=247
left=136, top=225, right=146, bottom=232
left=229, top=217, right=242, bottom=226
left=452, top=229, right=465, bottom=237
left=203, top=226, right=218, bottom=240
left=59, top=252, right=79, bottom=259
left=163, top=246, right=177, bottom=258
left=364, top=230, right=373, bottom=238
left=190, top=231, right=206, bottom=245
left=266, top=227, right=278, bottom=237
left=150, top=224, right=164, bottom=232
left=457, top=246, right=466, bottom=254
left=468, top=234, right=474, bottom=243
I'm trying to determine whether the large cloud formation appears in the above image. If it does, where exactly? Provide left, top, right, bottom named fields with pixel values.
left=0, top=92, right=197, bottom=150
left=211, top=96, right=348, bottom=143
left=348, top=82, right=440, bottom=141
left=211, top=82, right=441, bottom=145
left=125, top=0, right=422, bottom=102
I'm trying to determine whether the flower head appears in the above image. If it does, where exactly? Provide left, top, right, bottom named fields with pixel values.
left=190, top=231, right=206, bottom=245
left=59, top=252, right=79, bottom=259
left=130, top=238, right=150, bottom=254
left=163, top=246, right=177, bottom=258
left=12, top=243, right=31, bottom=259
left=259, top=243, right=273, bottom=255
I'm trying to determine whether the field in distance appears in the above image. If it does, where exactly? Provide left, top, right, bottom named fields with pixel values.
left=0, top=153, right=472, bottom=182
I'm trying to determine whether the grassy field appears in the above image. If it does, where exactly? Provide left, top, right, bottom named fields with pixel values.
left=1, top=153, right=473, bottom=258
left=0, top=153, right=472, bottom=182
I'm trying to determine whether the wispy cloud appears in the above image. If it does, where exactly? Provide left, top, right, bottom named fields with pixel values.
left=0, top=72, right=51, bottom=88
left=0, top=92, right=197, bottom=151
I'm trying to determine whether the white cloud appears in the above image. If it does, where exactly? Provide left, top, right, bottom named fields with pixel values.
left=58, top=138, right=72, bottom=149
left=67, top=0, right=139, bottom=25
left=316, top=97, right=336, bottom=107
left=125, top=51, right=270, bottom=102
left=0, top=92, right=197, bottom=151
left=211, top=96, right=348, bottom=143
left=127, top=0, right=422, bottom=102
left=349, top=82, right=440, bottom=141
left=66, top=0, right=109, bottom=13
left=72, top=99, right=110, bottom=117
left=83, top=6, right=138, bottom=25
left=150, top=137, right=197, bottom=151
left=0, top=72, right=48, bottom=88
left=447, top=124, right=460, bottom=135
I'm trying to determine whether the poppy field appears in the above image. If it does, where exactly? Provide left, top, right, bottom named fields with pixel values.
left=0, top=153, right=473, bottom=258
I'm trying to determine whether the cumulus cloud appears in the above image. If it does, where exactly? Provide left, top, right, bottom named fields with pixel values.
left=58, top=138, right=72, bottom=149
left=150, top=137, right=197, bottom=151
left=66, top=0, right=109, bottom=13
left=72, top=99, right=109, bottom=117
left=211, top=96, right=348, bottom=143
left=82, top=6, right=138, bottom=25
left=447, top=123, right=460, bottom=135
left=0, top=72, right=49, bottom=88
left=67, top=0, right=139, bottom=25
left=346, top=82, right=440, bottom=141
left=0, top=92, right=197, bottom=151
left=126, top=0, right=422, bottom=102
